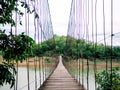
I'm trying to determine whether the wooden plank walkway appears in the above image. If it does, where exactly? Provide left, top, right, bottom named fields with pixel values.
left=39, top=57, right=85, bottom=90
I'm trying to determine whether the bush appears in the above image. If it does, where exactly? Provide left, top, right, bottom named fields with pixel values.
left=96, top=67, right=120, bottom=90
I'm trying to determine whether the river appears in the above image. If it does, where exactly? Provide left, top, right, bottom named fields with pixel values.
left=0, top=67, right=47, bottom=90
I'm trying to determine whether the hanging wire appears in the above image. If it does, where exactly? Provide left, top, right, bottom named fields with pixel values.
left=41, top=0, right=45, bottom=84
left=110, top=0, right=113, bottom=88
left=81, top=0, right=85, bottom=86
left=9, top=12, right=16, bottom=90
left=38, top=0, right=42, bottom=86
left=102, top=0, right=108, bottom=72
left=86, top=0, right=90, bottom=89
left=94, top=0, right=98, bottom=89
left=24, top=0, right=30, bottom=89
left=76, top=0, right=82, bottom=85
left=36, top=0, right=42, bottom=87
left=66, top=0, right=73, bottom=46
left=78, top=0, right=82, bottom=85
left=15, top=3, right=18, bottom=89
left=33, top=0, right=38, bottom=89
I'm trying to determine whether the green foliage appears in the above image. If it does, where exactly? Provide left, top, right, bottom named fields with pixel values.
left=0, top=0, right=37, bottom=26
left=0, top=0, right=23, bottom=26
left=96, top=67, right=120, bottom=90
left=113, top=46, right=120, bottom=59
left=0, top=0, right=36, bottom=88
left=0, top=30, right=35, bottom=63
left=0, top=27, right=35, bottom=88
left=33, top=35, right=120, bottom=61
left=0, top=30, right=35, bottom=88
left=0, top=51, right=2, bottom=55
left=65, top=36, right=87, bottom=60
left=65, top=36, right=120, bottom=60
left=0, top=62, right=16, bottom=88
left=55, top=35, right=66, bottom=55
left=33, top=37, right=55, bottom=57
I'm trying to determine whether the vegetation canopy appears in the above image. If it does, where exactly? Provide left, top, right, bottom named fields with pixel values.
left=0, top=0, right=36, bottom=88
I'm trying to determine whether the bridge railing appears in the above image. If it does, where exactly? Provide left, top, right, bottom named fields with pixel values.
left=63, top=57, right=120, bottom=90
left=16, top=56, right=58, bottom=90
left=65, top=0, right=120, bottom=90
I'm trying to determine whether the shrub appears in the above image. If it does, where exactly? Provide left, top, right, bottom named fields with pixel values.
left=96, top=67, right=120, bottom=90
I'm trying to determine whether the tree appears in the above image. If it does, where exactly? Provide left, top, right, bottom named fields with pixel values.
left=0, top=0, right=35, bottom=88
left=54, top=35, right=66, bottom=55
left=0, top=30, right=35, bottom=88
left=33, top=37, right=55, bottom=57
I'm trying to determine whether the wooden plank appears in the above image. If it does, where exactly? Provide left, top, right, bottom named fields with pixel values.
left=39, top=57, right=85, bottom=90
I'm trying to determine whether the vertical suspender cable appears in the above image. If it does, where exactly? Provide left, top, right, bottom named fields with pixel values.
left=75, top=0, right=79, bottom=82
left=42, top=1, right=45, bottom=83
left=47, top=0, right=55, bottom=76
left=86, top=0, right=89, bottom=89
left=27, top=1, right=31, bottom=89
left=103, top=0, right=107, bottom=71
left=10, top=14, right=16, bottom=90
left=40, top=3, right=44, bottom=82
left=82, top=0, right=86, bottom=86
left=35, top=0, right=39, bottom=87
left=94, top=0, right=98, bottom=89
left=25, top=0, right=30, bottom=89
left=33, top=1, right=37, bottom=89
left=36, top=0, right=41, bottom=87
left=110, top=0, right=113, bottom=88
left=91, top=0, right=96, bottom=90
left=91, top=0, right=94, bottom=43
left=37, top=0, right=42, bottom=86
left=76, top=0, right=82, bottom=85
left=39, top=0, right=44, bottom=83
left=15, top=3, right=18, bottom=89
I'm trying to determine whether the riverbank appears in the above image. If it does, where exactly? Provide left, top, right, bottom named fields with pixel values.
left=64, top=59, right=120, bottom=69
left=0, top=56, right=57, bottom=68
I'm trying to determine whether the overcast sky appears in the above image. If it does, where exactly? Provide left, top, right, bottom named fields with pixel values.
left=48, top=0, right=72, bottom=36
left=1, top=0, right=120, bottom=45
left=48, top=0, right=120, bottom=46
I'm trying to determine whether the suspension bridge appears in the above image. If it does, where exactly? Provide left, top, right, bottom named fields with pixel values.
left=0, top=0, right=120, bottom=90
left=39, top=56, right=85, bottom=90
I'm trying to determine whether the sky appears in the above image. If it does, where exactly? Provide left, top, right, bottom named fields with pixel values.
left=1, top=0, right=120, bottom=45
left=48, top=0, right=120, bottom=46
left=48, top=0, right=72, bottom=36
left=0, top=0, right=72, bottom=42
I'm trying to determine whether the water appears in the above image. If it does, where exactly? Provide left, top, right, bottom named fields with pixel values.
left=0, top=67, right=47, bottom=90
left=69, top=69, right=96, bottom=90
left=79, top=73, right=96, bottom=90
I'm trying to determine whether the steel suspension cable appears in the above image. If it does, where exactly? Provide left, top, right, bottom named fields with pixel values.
left=86, top=4, right=89, bottom=90
left=91, top=0, right=96, bottom=90
left=15, top=5, right=18, bottom=90
left=36, top=0, right=41, bottom=87
left=82, top=0, right=87, bottom=88
left=86, top=0, right=90, bottom=89
left=24, top=0, right=30, bottom=89
left=38, top=0, right=42, bottom=86
left=94, top=0, right=98, bottom=89
left=102, top=0, right=107, bottom=72
left=76, top=0, right=82, bottom=85
left=33, top=1, right=38, bottom=89
left=110, top=0, right=113, bottom=88
left=10, top=14, right=16, bottom=90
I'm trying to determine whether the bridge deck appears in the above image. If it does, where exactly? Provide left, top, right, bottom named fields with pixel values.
left=39, top=57, right=85, bottom=90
